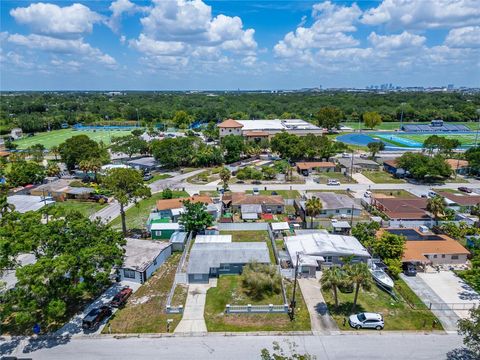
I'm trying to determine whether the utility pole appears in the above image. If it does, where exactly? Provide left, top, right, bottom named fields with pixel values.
left=290, top=252, right=299, bottom=320
left=350, top=150, right=354, bottom=178
left=400, top=102, right=406, bottom=131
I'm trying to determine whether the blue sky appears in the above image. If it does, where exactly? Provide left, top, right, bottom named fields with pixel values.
left=1, top=0, right=479, bottom=90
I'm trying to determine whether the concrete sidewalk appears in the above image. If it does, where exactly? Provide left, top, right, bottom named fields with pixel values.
left=174, top=279, right=217, bottom=333
left=351, top=173, right=374, bottom=185
left=298, top=274, right=339, bottom=334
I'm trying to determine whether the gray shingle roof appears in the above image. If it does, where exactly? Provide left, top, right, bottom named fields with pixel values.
left=187, top=242, right=270, bottom=274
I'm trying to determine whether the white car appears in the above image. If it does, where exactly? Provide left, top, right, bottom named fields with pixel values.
left=349, top=312, right=384, bottom=330
left=364, top=190, right=372, bottom=198
left=327, top=179, right=340, bottom=186
left=342, top=153, right=351, bottom=158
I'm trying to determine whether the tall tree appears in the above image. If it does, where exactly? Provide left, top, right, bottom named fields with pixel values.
left=58, top=135, right=109, bottom=170
left=367, top=141, right=385, bottom=159
left=103, top=168, right=151, bottom=235
left=346, top=262, right=372, bottom=313
left=363, top=111, right=382, bottom=129
left=110, top=134, right=149, bottom=159
left=7, top=160, right=45, bottom=187
left=305, top=196, right=322, bottom=229
left=351, top=222, right=380, bottom=249
left=179, top=200, right=214, bottom=235
left=426, top=195, right=446, bottom=225
left=221, top=135, right=245, bottom=163
left=219, top=167, right=231, bottom=191
left=321, top=267, right=346, bottom=309
left=315, top=107, right=344, bottom=131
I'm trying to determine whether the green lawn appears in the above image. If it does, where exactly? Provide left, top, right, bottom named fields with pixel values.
left=14, top=129, right=133, bottom=149
left=110, top=190, right=189, bottom=230
left=220, top=231, right=275, bottom=263
left=402, top=133, right=478, bottom=146
left=245, top=190, right=300, bottom=199
left=105, top=253, right=183, bottom=333
left=322, top=278, right=443, bottom=331
left=51, top=200, right=106, bottom=217
left=145, top=173, right=172, bottom=184
left=316, top=172, right=357, bottom=184
left=372, top=189, right=416, bottom=198
left=204, top=275, right=310, bottom=332
left=362, top=171, right=405, bottom=184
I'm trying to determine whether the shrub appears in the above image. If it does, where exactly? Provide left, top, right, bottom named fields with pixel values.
left=241, top=262, right=282, bottom=300
left=162, top=188, right=173, bottom=199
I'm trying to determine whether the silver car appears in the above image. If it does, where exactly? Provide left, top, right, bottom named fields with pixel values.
left=349, top=312, right=384, bottom=330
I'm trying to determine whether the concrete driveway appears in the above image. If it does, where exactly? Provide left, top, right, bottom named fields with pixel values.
left=174, top=279, right=217, bottom=333
left=418, top=271, right=480, bottom=319
left=298, top=274, right=338, bottom=334
left=55, top=281, right=141, bottom=337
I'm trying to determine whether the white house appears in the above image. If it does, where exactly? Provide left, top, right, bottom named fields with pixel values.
left=119, top=239, right=172, bottom=284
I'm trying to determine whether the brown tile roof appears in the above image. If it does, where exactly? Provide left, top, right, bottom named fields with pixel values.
left=218, top=119, right=243, bottom=128
left=403, top=235, right=470, bottom=263
left=437, top=192, right=480, bottom=206
left=446, top=159, right=469, bottom=170
left=372, top=197, right=430, bottom=220
left=0, top=151, right=10, bottom=157
left=156, top=195, right=212, bottom=211
left=383, top=159, right=398, bottom=168
left=296, top=162, right=336, bottom=170
left=231, top=192, right=284, bottom=206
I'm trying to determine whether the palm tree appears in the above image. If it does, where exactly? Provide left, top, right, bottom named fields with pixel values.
left=305, top=196, right=322, bottom=229
left=79, top=159, right=91, bottom=178
left=426, top=195, right=446, bottom=225
left=50, top=145, right=60, bottom=161
left=219, top=167, right=231, bottom=191
left=89, top=158, right=103, bottom=183
left=321, top=267, right=346, bottom=309
left=346, top=262, right=373, bottom=313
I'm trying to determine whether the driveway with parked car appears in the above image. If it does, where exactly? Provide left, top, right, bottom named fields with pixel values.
left=56, top=281, right=141, bottom=337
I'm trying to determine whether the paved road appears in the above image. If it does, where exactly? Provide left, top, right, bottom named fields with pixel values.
left=3, top=333, right=468, bottom=360
left=175, top=280, right=217, bottom=333
left=298, top=276, right=339, bottom=333
left=400, top=274, right=460, bottom=332
left=90, top=169, right=205, bottom=223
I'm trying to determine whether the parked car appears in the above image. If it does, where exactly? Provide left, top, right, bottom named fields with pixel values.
left=403, top=262, right=417, bottom=277
left=360, top=153, right=369, bottom=159
left=364, top=190, right=372, bottom=198
left=342, top=152, right=351, bottom=158
left=82, top=306, right=112, bottom=331
left=110, top=287, right=133, bottom=307
left=327, top=179, right=340, bottom=186
left=253, top=187, right=259, bottom=195
left=271, top=191, right=278, bottom=195
left=89, top=194, right=109, bottom=203
left=252, top=180, right=262, bottom=185
left=349, top=312, right=384, bottom=330
left=143, top=173, right=153, bottom=181
left=458, top=186, right=473, bottom=193
left=236, top=180, right=245, bottom=184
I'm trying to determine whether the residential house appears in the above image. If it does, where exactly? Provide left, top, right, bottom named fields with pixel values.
left=187, top=242, right=270, bottom=283
left=446, top=159, right=469, bottom=175
left=127, top=157, right=159, bottom=171
left=284, top=232, right=370, bottom=276
left=296, top=162, right=337, bottom=176
left=223, top=192, right=285, bottom=214
left=371, top=196, right=432, bottom=227
left=437, top=191, right=480, bottom=212
left=382, top=159, right=406, bottom=178
left=217, top=118, right=324, bottom=139
left=119, top=239, right=172, bottom=284
left=150, top=220, right=182, bottom=240
left=31, top=179, right=94, bottom=201
left=296, top=192, right=362, bottom=220
left=336, top=157, right=380, bottom=172
left=381, top=228, right=470, bottom=266
left=153, top=195, right=214, bottom=222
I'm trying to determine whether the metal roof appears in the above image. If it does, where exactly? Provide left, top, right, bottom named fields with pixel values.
left=187, top=242, right=270, bottom=274
left=241, top=204, right=262, bottom=213
left=150, top=222, right=182, bottom=231
left=122, top=239, right=171, bottom=272
left=195, top=235, right=232, bottom=244
left=271, top=222, right=290, bottom=231
left=7, top=195, right=55, bottom=213
left=170, top=231, right=188, bottom=244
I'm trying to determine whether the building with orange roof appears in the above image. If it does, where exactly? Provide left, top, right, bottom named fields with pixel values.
left=379, top=228, right=470, bottom=266
left=217, top=118, right=323, bottom=138
left=223, top=192, right=285, bottom=215
left=152, top=195, right=216, bottom=222
left=446, top=158, right=469, bottom=174
left=296, top=161, right=337, bottom=175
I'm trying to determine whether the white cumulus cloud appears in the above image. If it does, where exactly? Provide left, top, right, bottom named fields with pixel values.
left=445, top=26, right=480, bottom=48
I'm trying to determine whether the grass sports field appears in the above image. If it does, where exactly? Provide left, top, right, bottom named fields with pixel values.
left=401, top=133, right=478, bottom=146
left=14, top=129, right=133, bottom=149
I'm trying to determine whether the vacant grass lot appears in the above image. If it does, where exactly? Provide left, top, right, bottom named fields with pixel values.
left=14, top=129, right=132, bottom=149
left=362, top=171, right=405, bottom=184
left=322, top=279, right=443, bottom=331
left=110, top=190, right=189, bottom=230
left=204, top=275, right=310, bottom=332
left=372, top=189, right=416, bottom=198
left=220, top=231, right=275, bottom=263
left=105, top=253, right=182, bottom=333
left=51, top=200, right=107, bottom=217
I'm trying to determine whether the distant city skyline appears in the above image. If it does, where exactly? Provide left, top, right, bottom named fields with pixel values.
left=1, top=0, right=479, bottom=90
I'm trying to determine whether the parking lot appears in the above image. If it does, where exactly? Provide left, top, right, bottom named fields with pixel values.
left=418, top=271, right=480, bottom=319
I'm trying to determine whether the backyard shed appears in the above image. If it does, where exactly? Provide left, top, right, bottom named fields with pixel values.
left=169, top=231, right=189, bottom=251
left=150, top=222, right=182, bottom=240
